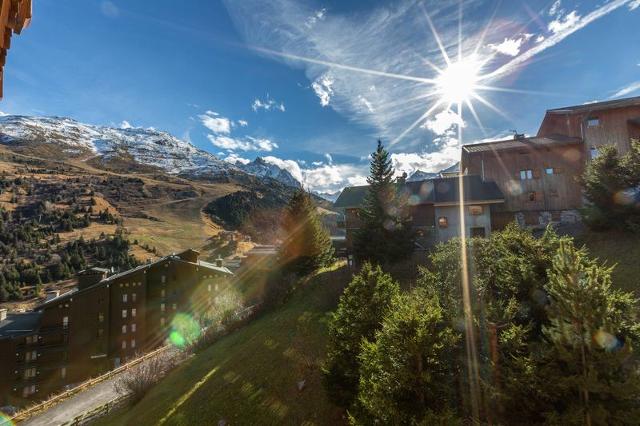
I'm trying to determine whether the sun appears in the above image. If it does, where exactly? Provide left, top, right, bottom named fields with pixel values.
left=435, top=55, right=482, bottom=105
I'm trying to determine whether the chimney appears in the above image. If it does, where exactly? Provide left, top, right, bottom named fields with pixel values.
left=215, top=256, right=224, bottom=267
left=0, top=308, right=7, bottom=322
left=77, top=267, right=108, bottom=290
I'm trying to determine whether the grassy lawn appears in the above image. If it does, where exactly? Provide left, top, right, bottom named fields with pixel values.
left=577, top=230, right=640, bottom=295
left=98, top=265, right=352, bottom=426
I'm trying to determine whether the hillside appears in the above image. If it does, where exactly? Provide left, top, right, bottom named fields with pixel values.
left=98, top=264, right=352, bottom=426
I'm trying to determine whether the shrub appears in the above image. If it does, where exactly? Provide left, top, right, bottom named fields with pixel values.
left=115, top=351, right=181, bottom=402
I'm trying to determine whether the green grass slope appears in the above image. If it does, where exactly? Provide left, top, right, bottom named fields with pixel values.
left=577, top=230, right=640, bottom=295
left=101, top=265, right=352, bottom=426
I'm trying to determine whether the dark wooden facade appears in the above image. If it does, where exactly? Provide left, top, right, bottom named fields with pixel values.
left=0, top=249, right=232, bottom=406
left=0, top=0, right=32, bottom=98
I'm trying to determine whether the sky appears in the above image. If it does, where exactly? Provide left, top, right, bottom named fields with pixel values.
left=2, top=0, right=640, bottom=192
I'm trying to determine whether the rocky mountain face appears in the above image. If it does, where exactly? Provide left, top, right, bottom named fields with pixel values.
left=407, top=170, right=439, bottom=181
left=237, top=157, right=302, bottom=188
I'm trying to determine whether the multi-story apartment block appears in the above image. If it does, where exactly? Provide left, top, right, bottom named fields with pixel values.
left=0, top=249, right=231, bottom=406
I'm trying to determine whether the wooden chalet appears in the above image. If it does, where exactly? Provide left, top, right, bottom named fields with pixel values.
left=334, top=175, right=504, bottom=251
left=0, top=0, right=32, bottom=98
left=461, top=96, right=640, bottom=228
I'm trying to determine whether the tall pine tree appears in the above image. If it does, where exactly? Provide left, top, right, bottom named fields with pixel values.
left=353, top=140, right=414, bottom=264
left=279, top=189, right=334, bottom=275
left=541, top=240, right=640, bottom=425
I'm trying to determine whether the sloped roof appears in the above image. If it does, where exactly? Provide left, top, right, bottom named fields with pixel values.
left=547, top=96, right=640, bottom=114
left=0, top=312, right=41, bottom=338
left=36, top=253, right=232, bottom=310
left=0, top=0, right=32, bottom=98
left=334, top=175, right=503, bottom=208
left=462, top=135, right=582, bottom=154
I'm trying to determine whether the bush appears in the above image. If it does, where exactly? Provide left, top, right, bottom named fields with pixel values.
left=115, top=351, right=181, bottom=402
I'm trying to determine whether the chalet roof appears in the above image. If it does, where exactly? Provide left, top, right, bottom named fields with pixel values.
left=0, top=0, right=32, bottom=98
left=0, top=312, right=41, bottom=338
left=546, top=96, right=640, bottom=115
left=35, top=252, right=232, bottom=311
left=462, top=135, right=582, bottom=154
left=334, top=175, right=503, bottom=209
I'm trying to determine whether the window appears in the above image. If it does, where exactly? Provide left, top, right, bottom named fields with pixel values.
left=161, top=275, right=166, bottom=284
left=61, top=367, right=66, bottom=379
left=122, top=340, right=127, bottom=349
left=207, top=284, right=211, bottom=292
left=161, top=289, right=166, bottom=298
left=23, top=385, right=36, bottom=397
left=25, top=350, right=37, bottom=362
left=160, top=317, right=166, bottom=326
left=131, top=308, right=137, bottom=317
left=528, top=191, right=536, bottom=201
left=132, top=293, right=137, bottom=303
left=26, top=335, right=38, bottom=344
left=122, top=294, right=127, bottom=303
left=122, top=325, right=127, bottom=334
left=590, top=146, right=599, bottom=159
left=519, top=169, right=533, bottom=180
left=131, top=339, right=136, bottom=349
left=160, top=303, right=165, bottom=312
left=24, top=367, right=36, bottom=379
left=97, top=328, right=104, bottom=338
left=587, top=117, right=600, bottom=127
left=122, top=309, right=127, bottom=319
left=98, top=312, right=104, bottom=323
left=469, top=205, right=483, bottom=216
left=438, top=217, right=448, bottom=228
left=545, top=167, right=554, bottom=175
left=62, top=316, right=69, bottom=329
left=172, top=303, right=177, bottom=310
left=131, top=323, right=137, bottom=332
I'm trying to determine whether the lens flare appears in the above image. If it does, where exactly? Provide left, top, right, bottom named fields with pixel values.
left=594, top=329, right=622, bottom=351
left=436, top=55, right=482, bottom=104
left=0, top=413, right=14, bottom=426
left=169, top=313, right=201, bottom=348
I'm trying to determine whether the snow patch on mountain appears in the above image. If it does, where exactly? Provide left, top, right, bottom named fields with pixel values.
left=236, top=157, right=302, bottom=188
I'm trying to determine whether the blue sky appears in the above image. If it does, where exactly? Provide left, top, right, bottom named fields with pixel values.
left=2, top=0, right=640, bottom=192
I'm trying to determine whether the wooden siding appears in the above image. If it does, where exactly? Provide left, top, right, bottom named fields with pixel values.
left=0, top=0, right=32, bottom=97
left=462, top=144, right=585, bottom=212
left=538, top=105, right=640, bottom=155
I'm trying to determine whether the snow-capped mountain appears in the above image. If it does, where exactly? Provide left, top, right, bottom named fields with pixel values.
left=237, top=157, right=302, bottom=188
left=314, top=190, right=341, bottom=203
left=0, top=115, right=236, bottom=177
left=407, top=170, right=439, bottom=182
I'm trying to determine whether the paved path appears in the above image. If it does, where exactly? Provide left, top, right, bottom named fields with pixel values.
left=22, top=376, right=121, bottom=426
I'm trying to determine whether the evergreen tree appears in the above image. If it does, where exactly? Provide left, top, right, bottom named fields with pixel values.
left=357, top=288, right=461, bottom=424
left=323, top=263, right=399, bottom=408
left=353, top=140, right=414, bottom=264
left=279, top=189, right=334, bottom=275
left=541, top=240, right=640, bottom=425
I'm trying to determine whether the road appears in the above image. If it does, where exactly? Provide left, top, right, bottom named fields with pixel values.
left=21, top=376, right=121, bottom=426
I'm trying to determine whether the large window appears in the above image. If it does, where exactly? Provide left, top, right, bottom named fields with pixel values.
left=587, top=117, right=600, bottom=127
left=122, top=293, right=128, bottom=303
left=62, top=316, right=69, bottom=329
left=122, top=309, right=127, bottom=319
left=469, top=205, right=483, bottom=215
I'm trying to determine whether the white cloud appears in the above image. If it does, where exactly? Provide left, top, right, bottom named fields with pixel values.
left=207, top=135, right=278, bottom=151
left=488, top=37, right=526, bottom=57
left=224, top=153, right=251, bottom=165
left=548, top=10, right=581, bottom=34
left=252, top=96, right=286, bottom=112
left=305, top=8, right=327, bottom=29
left=199, top=111, right=232, bottom=134
left=488, top=0, right=632, bottom=80
left=311, top=74, right=334, bottom=107
left=302, top=163, right=367, bottom=192
left=324, top=153, right=333, bottom=164
left=630, top=0, right=640, bottom=10
left=238, top=119, right=249, bottom=127
left=549, top=0, right=563, bottom=16
left=422, top=110, right=464, bottom=135
left=100, top=1, right=119, bottom=18
left=0, top=111, right=7, bottom=116
left=358, top=95, right=375, bottom=112
left=390, top=147, right=460, bottom=177
left=535, top=35, right=545, bottom=43
left=610, top=81, right=640, bottom=98
left=120, top=120, right=133, bottom=129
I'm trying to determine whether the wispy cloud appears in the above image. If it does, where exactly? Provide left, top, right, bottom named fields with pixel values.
left=252, top=96, right=286, bottom=112
left=311, top=74, right=334, bottom=107
left=610, top=81, right=640, bottom=98
left=487, top=0, right=634, bottom=80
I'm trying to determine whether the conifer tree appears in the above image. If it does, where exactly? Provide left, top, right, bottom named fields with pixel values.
left=323, top=263, right=399, bottom=408
left=353, top=140, right=414, bottom=264
left=541, top=241, right=640, bottom=425
left=279, top=189, right=334, bottom=275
